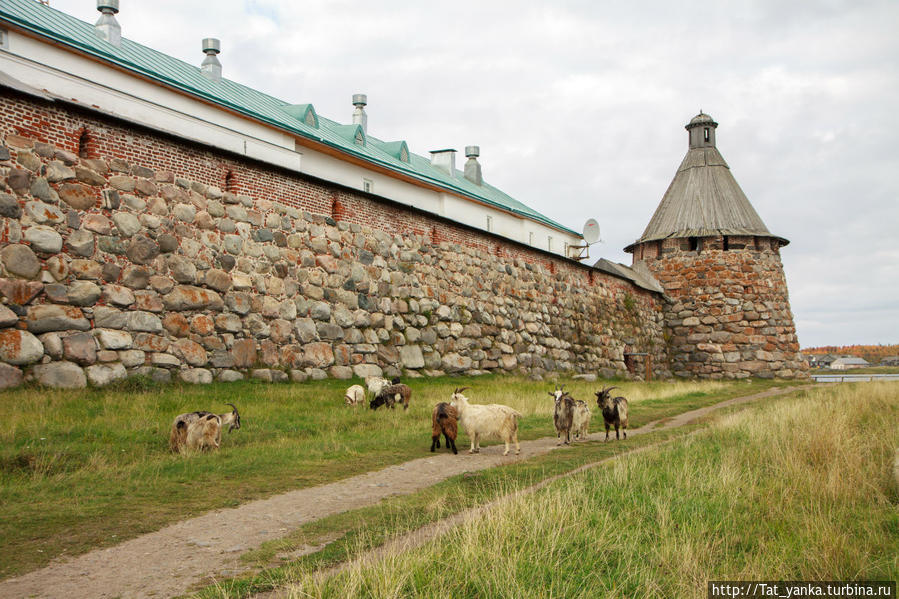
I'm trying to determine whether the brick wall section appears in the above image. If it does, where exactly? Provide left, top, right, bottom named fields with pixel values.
left=634, top=236, right=807, bottom=379
left=0, top=93, right=669, bottom=388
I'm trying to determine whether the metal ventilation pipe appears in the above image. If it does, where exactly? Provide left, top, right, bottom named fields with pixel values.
left=94, top=0, right=121, bottom=47
left=201, top=38, right=222, bottom=82
left=464, top=145, right=482, bottom=185
left=352, top=94, right=368, bottom=134
left=429, top=149, right=456, bottom=177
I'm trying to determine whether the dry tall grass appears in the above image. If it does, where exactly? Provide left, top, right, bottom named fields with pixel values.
left=280, top=382, right=899, bottom=598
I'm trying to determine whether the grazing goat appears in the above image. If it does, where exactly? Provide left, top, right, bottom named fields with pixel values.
left=344, top=384, right=365, bottom=407
left=572, top=400, right=592, bottom=440
left=595, top=386, right=628, bottom=441
left=549, top=387, right=576, bottom=445
left=365, top=376, right=390, bottom=398
left=185, top=413, right=221, bottom=452
left=369, top=383, right=412, bottom=410
left=430, top=402, right=458, bottom=454
left=169, top=403, right=241, bottom=454
left=450, top=387, right=521, bottom=456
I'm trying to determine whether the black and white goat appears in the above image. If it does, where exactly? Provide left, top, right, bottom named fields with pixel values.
left=595, top=386, right=628, bottom=441
left=549, top=385, right=576, bottom=445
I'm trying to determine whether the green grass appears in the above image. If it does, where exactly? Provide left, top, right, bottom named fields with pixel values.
left=0, top=375, right=792, bottom=580
left=264, top=381, right=899, bottom=599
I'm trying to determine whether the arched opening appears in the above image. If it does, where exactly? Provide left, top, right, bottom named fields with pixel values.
left=224, top=170, right=237, bottom=193
left=77, top=128, right=93, bottom=159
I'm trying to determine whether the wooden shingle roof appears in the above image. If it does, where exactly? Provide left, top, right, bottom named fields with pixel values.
left=625, top=114, right=788, bottom=252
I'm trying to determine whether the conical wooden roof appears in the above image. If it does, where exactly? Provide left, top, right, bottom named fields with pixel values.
left=625, top=114, right=787, bottom=252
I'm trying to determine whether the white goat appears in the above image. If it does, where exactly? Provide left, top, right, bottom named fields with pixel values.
left=449, top=387, right=521, bottom=456
left=572, top=400, right=592, bottom=440
left=169, top=404, right=241, bottom=454
left=344, top=384, right=366, bottom=407
left=365, top=376, right=390, bottom=399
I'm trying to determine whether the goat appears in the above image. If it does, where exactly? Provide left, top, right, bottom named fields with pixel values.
left=370, top=383, right=412, bottom=410
left=550, top=388, right=576, bottom=445
left=430, top=402, right=458, bottom=454
left=344, top=384, right=366, bottom=407
left=365, top=376, right=391, bottom=399
left=169, top=403, right=241, bottom=453
left=185, top=413, right=221, bottom=452
left=572, top=400, right=592, bottom=440
left=450, top=387, right=521, bottom=456
left=595, top=386, right=628, bottom=441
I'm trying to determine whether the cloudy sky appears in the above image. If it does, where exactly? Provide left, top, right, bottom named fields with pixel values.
left=48, top=0, right=899, bottom=348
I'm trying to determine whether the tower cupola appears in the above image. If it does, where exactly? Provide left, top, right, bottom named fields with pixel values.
left=686, top=112, right=717, bottom=149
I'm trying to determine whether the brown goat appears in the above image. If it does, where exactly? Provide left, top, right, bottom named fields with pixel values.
left=430, top=402, right=458, bottom=454
left=169, top=403, right=241, bottom=453
left=185, top=413, right=221, bottom=452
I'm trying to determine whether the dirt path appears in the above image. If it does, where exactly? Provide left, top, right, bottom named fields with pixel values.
left=0, top=386, right=796, bottom=599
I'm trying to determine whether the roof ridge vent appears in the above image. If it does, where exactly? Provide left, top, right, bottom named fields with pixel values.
left=464, top=146, right=482, bottom=185
left=94, top=0, right=121, bottom=47
left=201, top=38, right=222, bottom=82
left=352, top=94, right=368, bottom=134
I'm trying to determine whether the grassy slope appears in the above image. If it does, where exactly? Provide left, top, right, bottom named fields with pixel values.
left=273, top=382, right=899, bottom=599
left=0, top=375, right=788, bottom=579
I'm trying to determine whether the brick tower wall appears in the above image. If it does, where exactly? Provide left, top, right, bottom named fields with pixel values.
left=634, top=235, right=808, bottom=379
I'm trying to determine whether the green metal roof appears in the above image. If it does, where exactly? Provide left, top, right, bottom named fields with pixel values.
left=0, top=0, right=578, bottom=236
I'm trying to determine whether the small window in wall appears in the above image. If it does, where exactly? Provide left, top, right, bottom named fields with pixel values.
left=486, top=215, right=493, bottom=232
left=723, top=236, right=730, bottom=251
left=564, top=242, right=569, bottom=257
left=704, top=128, right=710, bottom=142
left=0, top=28, right=8, bottom=51
left=688, top=237, right=699, bottom=252
left=529, top=232, right=534, bottom=246
left=363, top=178, right=373, bottom=193
left=547, top=236, right=553, bottom=252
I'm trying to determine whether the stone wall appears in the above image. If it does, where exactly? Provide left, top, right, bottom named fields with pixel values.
left=635, top=235, right=807, bottom=379
left=0, top=92, right=669, bottom=389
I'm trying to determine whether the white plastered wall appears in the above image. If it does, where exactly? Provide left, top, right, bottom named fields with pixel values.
left=0, top=28, right=581, bottom=255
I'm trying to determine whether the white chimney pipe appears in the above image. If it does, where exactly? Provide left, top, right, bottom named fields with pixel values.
left=429, top=149, right=456, bottom=177
left=94, top=0, right=121, bottom=47
left=201, top=38, right=222, bottom=82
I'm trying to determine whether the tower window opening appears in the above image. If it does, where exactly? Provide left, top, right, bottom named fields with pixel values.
left=486, top=215, right=493, bottom=232
left=688, top=237, right=699, bottom=252
left=703, top=128, right=710, bottom=142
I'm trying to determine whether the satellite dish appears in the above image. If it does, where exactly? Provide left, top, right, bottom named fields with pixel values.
left=583, top=218, right=600, bottom=244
